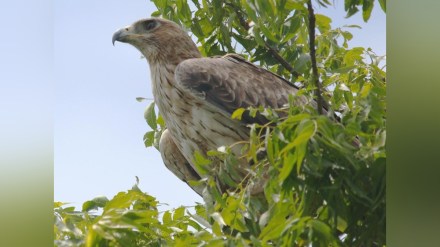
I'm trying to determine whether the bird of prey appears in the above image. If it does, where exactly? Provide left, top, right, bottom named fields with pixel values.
left=112, top=18, right=308, bottom=196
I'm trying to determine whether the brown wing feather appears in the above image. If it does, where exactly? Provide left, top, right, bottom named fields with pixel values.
left=174, top=54, right=301, bottom=123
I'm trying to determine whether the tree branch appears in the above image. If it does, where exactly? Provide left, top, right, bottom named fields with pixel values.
left=226, top=3, right=300, bottom=78
left=306, top=0, right=324, bottom=114
left=264, top=41, right=300, bottom=78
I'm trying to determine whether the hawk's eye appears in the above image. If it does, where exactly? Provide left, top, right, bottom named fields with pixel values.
left=143, top=20, right=157, bottom=31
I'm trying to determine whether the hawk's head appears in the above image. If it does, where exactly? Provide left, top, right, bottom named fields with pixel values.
left=112, top=18, right=201, bottom=64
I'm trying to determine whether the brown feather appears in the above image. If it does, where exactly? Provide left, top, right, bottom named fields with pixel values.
left=174, top=54, right=306, bottom=124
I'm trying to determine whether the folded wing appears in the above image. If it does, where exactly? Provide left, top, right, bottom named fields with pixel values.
left=175, top=54, right=303, bottom=124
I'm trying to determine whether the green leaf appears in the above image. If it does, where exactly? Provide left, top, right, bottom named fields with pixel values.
left=259, top=208, right=294, bottom=241
left=359, top=82, right=373, bottom=98
left=285, top=0, right=307, bottom=11
left=103, top=191, right=140, bottom=211
left=344, top=91, right=353, bottom=109
left=231, top=108, right=246, bottom=120
left=255, top=0, right=274, bottom=19
left=344, top=24, right=362, bottom=29
left=308, top=219, right=333, bottom=239
left=135, top=97, right=146, bottom=102
left=54, top=202, right=68, bottom=208
left=157, top=113, right=166, bottom=128
left=281, top=15, right=301, bottom=43
left=192, top=150, right=211, bottom=175
left=219, top=25, right=232, bottom=48
left=211, top=212, right=226, bottom=227
left=284, top=113, right=311, bottom=125
left=341, top=30, right=353, bottom=43
left=336, top=216, right=348, bottom=232
left=219, top=169, right=238, bottom=188
left=252, top=27, right=266, bottom=47
left=151, top=0, right=167, bottom=10
left=362, top=0, right=374, bottom=22
left=265, top=127, right=275, bottom=165
left=343, top=47, right=364, bottom=66
left=82, top=196, right=109, bottom=212
left=281, top=120, right=317, bottom=155
left=174, top=206, right=186, bottom=220
left=176, top=0, right=192, bottom=22
left=332, top=65, right=356, bottom=74
left=151, top=10, right=161, bottom=17
left=379, top=0, right=386, bottom=12
left=144, top=102, right=157, bottom=130
left=188, top=212, right=211, bottom=229
left=343, top=178, right=374, bottom=204
left=295, top=141, right=307, bottom=174
left=241, top=0, right=258, bottom=22
left=233, top=33, right=257, bottom=52
left=191, top=21, right=204, bottom=38
left=279, top=151, right=296, bottom=182
left=162, top=211, right=172, bottom=225
left=344, top=1, right=359, bottom=18
left=315, top=14, right=332, bottom=33
left=221, top=197, right=246, bottom=231
left=143, top=131, right=155, bottom=147
left=259, top=23, right=278, bottom=43
left=293, top=53, right=310, bottom=74
left=198, top=18, right=215, bottom=36
left=320, top=0, right=332, bottom=6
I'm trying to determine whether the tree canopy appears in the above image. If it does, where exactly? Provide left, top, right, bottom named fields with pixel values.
left=55, top=0, right=386, bottom=246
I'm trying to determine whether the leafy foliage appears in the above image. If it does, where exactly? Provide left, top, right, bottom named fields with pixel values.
left=55, top=0, right=386, bottom=246
left=55, top=184, right=218, bottom=246
left=143, top=102, right=166, bottom=150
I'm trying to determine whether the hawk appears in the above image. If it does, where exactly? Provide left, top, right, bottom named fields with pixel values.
left=112, top=18, right=308, bottom=196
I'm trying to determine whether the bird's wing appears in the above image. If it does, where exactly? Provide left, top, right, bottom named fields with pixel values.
left=174, top=54, right=304, bottom=124
left=159, top=129, right=204, bottom=196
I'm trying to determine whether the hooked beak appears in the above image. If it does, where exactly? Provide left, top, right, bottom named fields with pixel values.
left=112, top=28, right=129, bottom=46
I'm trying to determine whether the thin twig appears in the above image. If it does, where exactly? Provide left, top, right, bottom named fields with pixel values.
left=264, top=41, right=300, bottom=78
left=306, top=0, right=324, bottom=114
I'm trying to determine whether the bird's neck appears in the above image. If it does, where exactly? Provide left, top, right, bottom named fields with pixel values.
left=147, top=49, right=201, bottom=90
left=141, top=40, right=202, bottom=67
left=152, top=52, right=202, bottom=67
left=147, top=48, right=202, bottom=114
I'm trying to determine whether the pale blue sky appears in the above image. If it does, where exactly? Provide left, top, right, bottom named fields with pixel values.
left=54, top=0, right=385, bottom=210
